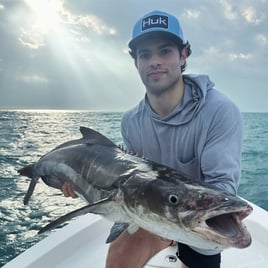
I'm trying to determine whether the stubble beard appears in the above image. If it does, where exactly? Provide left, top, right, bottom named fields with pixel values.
left=145, top=75, right=181, bottom=97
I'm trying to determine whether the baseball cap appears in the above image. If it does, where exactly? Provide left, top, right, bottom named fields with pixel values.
left=128, top=10, right=187, bottom=50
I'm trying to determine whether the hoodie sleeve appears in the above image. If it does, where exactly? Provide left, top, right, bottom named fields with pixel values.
left=201, top=101, right=243, bottom=195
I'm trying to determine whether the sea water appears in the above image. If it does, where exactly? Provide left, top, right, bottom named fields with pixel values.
left=0, top=110, right=267, bottom=266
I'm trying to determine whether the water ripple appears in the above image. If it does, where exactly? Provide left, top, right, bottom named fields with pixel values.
left=0, top=110, right=267, bottom=266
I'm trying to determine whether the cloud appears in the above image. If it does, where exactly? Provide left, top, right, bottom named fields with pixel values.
left=202, top=46, right=254, bottom=65
left=255, top=33, right=268, bottom=46
left=219, top=0, right=239, bottom=21
left=0, top=0, right=267, bottom=112
left=18, top=0, right=117, bottom=50
left=61, top=10, right=117, bottom=36
left=242, top=6, right=265, bottom=24
left=19, top=28, right=46, bottom=49
left=182, top=9, right=200, bottom=20
left=228, top=52, right=253, bottom=61
left=16, top=74, right=49, bottom=84
left=218, top=1, right=266, bottom=26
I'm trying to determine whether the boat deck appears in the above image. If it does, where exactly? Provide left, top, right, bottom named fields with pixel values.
left=4, top=201, right=268, bottom=268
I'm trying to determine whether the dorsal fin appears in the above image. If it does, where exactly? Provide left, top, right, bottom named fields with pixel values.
left=79, top=126, right=116, bottom=147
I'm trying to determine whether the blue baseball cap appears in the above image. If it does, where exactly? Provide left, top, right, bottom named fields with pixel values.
left=128, top=10, right=187, bottom=50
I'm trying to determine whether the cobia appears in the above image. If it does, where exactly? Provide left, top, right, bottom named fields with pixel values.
left=18, top=127, right=252, bottom=250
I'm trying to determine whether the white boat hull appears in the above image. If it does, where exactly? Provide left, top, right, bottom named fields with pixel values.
left=4, top=200, right=268, bottom=268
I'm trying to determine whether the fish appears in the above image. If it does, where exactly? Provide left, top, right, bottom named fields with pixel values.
left=18, top=126, right=253, bottom=250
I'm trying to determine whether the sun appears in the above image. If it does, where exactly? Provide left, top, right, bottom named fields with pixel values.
left=25, top=0, right=63, bottom=33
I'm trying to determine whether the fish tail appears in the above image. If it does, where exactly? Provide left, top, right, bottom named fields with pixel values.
left=18, top=164, right=35, bottom=178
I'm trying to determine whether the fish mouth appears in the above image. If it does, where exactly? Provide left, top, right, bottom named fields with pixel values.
left=201, top=204, right=253, bottom=248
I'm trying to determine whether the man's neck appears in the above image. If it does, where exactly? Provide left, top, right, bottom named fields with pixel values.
left=147, top=78, right=185, bottom=117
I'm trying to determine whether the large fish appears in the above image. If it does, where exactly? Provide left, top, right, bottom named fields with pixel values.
left=18, top=126, right=252, bottom=250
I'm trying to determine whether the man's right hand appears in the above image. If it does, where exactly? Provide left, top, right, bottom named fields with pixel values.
left=61, top=182, right=78, bottom=198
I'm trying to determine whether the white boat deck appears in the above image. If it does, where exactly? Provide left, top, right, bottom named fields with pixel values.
left=4, top=201, right=268, bottom=268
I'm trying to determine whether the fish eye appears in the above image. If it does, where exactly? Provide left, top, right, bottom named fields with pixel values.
left=168, top=194, right=179, bottom=205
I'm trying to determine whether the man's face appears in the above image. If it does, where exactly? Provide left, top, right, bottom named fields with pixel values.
left=135, top=38, right=185, bottom=96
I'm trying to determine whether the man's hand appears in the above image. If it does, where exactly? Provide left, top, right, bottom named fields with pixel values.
left=61, top=182, right=78, bottom=198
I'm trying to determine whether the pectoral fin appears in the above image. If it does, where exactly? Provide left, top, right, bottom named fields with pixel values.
left=106, top=222, right=129, bottom=243
left=105, top=222, right=140, bottom=243
left=23, top=176, right=39, bottom=205
left=38, top=195, right=115, bottom=234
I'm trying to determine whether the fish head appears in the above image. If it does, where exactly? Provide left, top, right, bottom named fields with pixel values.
left=178, top=185, right=253, bottom=249
left=123, top=178, right=253, bottom=250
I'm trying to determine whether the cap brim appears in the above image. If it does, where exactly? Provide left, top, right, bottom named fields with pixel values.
left=128, top=31, right=184, bottom=50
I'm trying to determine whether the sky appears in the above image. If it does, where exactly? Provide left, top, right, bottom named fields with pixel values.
left=0, top=0, right=267, bottom=112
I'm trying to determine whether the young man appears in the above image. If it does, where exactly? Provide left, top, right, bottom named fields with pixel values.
left=62, top=10, right=243, bottom=268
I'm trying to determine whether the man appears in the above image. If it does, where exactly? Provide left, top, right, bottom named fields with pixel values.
left=62, top=10, right=243, bottom=268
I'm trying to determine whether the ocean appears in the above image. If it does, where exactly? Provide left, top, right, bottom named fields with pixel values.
left=0, top=110, right=267, bottom=267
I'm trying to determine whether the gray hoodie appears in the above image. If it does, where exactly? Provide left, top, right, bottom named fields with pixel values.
left=121, top=74, right=243, bottom=254
left=121, top=74, right=243, bottom=194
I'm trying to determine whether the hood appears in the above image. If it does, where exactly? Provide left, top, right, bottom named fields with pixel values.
left=145, top=74, right=215, bottom=126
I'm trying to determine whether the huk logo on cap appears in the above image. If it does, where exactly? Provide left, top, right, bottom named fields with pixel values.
left=142, top=15, right=169, bottom=31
